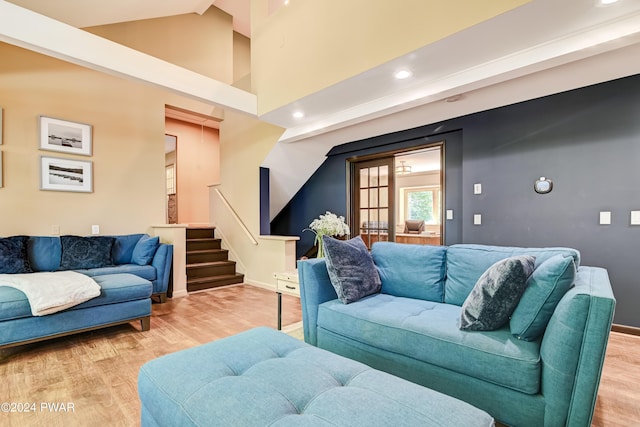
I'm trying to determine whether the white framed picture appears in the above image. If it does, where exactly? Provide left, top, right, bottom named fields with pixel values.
left=39, top=116, right=92, bottom=156
left=40, top=156, right=93, bottom=193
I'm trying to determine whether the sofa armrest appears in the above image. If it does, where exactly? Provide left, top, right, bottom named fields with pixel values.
left=151, top=244, right=173, bottom=296
left=298, top=258, right=337, bottom=346
left=540, top=266, right=615, bottom=427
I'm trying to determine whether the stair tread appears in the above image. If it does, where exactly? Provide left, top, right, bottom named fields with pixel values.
left=187, top=260, right=235, bottom=268
left=187, top=274, right=244, bottom=284
left=187, top=249, right=227, bottom=254
left=186, top=237, right=221, bottom=242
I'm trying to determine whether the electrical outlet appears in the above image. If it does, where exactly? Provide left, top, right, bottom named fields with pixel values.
left=91, top=225, right=100, bottom=235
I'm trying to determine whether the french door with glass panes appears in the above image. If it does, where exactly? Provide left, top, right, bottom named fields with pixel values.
left=352, top=158, right=394, bottom=249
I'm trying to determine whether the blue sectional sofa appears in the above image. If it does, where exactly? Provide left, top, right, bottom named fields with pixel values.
left=0, top=234, right=173, bottom=349
left=298, top=242, right=616, bottom=427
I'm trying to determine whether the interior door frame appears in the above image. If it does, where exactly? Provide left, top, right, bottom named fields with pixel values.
left=347, top=141, right=445, bottom=244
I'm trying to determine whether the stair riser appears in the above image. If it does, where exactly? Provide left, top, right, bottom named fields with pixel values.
left=187, top=264, right=236, bottom=279
left=186, top=240, right=221, bottom=251
left=187, top=251, right=229, bottom=264
left=187, top=276, right=244, bottom=292
left=186, top=228, right=215, bottom=239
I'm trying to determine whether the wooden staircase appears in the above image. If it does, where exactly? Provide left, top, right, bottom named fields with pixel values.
left=186, top=227, right=244, bottom=292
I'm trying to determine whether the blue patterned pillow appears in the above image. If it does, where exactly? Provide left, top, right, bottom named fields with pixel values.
left=59, top=235, right=115, bottom=270
left=0, top=236, right=33, bottom=274
left=322, top=235, right=381, bottom=304
left=131, top=235, right=160, bottom=266
left=460, top=255, right=536, bottom=331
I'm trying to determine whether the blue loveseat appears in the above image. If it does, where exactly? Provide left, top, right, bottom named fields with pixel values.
left=0, top=234, right=173, bottom=349
left=299, top=242, right=616, bottom=427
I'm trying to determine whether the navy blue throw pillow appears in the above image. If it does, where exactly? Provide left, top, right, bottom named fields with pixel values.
left=460, top=255, right=536, bottom=331
left=0, top=236, right=33, bottom=274
left=59, top=235, right=115, bottom=270
left=322, top=235, right=381, bottom=304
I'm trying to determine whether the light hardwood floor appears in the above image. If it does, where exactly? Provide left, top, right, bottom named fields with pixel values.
left=0, top=285, right=637, bottom=426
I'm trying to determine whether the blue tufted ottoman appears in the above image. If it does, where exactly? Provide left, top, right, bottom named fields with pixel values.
left=138, top=327, right=494, bottom=427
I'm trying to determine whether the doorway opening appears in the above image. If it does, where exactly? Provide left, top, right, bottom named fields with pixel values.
left=350, top=143, right=443, bottom=248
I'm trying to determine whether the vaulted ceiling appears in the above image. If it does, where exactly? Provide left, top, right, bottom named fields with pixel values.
left=3, top=0, right=640, bottom=219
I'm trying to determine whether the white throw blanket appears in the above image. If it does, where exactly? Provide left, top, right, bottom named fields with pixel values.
left=0, top=271, right=101, bottom=316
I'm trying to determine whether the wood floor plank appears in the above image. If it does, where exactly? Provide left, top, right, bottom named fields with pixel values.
left=0, top=284, right=637, bottom=426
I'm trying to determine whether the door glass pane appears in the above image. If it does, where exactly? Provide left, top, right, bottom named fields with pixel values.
left=379, top=166, right=389, bottom=186
left=369, top=188, right=378, bottom=208
left=360, top=169, right=369, bottom=189
left=370, top=167, right=379, bottom=187
left=379, top=189, right=388, bottom=208
left=360, top=189, right=368, bottom=208
left=360, top=209, right=369, bottom=230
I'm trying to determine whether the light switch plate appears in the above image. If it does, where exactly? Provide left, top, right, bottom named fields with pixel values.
left=474, top=214, right=482, bottom=225
left=474, top=183, right=482, bottom=195
left=599, top=211, right=611, bottom=225
left=631, top=211, right=640, bottom=225
left=446, top=210, right=454, bottom=220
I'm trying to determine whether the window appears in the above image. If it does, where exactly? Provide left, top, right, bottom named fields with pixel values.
left=401, top=186, right=440, bottom=224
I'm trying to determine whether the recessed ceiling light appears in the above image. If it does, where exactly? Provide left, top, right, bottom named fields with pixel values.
left=394, top=70, right=412, bottom=80
left=599, top=0, right=618, bottom=4
left=292, top=111, right=304, bottom=119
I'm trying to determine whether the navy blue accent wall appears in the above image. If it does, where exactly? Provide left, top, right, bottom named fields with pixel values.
left=271, top=73, right=640, bottom=327
left=259, top=167, right=270, bottom=235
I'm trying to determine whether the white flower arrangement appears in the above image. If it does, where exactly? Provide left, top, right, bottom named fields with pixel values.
left=305, top=211, right=350, bottom=257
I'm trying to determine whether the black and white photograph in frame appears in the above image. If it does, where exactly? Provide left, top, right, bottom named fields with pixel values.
left=40, top=156, right=93, bottom=193
left=39, top=116, right=92, bottom=156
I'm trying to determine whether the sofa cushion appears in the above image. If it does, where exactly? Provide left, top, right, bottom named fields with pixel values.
left=0, top=273, right=151, bottom=321
left=445, top=244, right=580, bottom=306
left=131, top=235, right=159, bottom=266
left=60, top=236, right=115, bottom=270
left=460, top=255, right=535, bottom=331
left=323, top=235, right=381, bottom=304
left=372, top=242, right=446, bottom=302
left=0, top=286, right=33, bottom=321
left=510, top=255, right=576, bottom=341
left=317, top=294, right=542, bottom=394
left=0, top=236, right=32, bottom=274
left=77, top=264, right=157, bottom=282
left=111, top=234, right=145, bottom=265
left=27, top=236, right=62, bottom=272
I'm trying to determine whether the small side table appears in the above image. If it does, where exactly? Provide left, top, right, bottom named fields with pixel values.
left=274, top=270, right=300, bottom=330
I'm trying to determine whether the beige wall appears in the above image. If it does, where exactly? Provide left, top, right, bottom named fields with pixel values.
left=233, top=32, right=251, bottom=85
left=86, top=7, right=234, bottom=83
left=0, top=42, right=166, bottom=236
left=165, top=118, right=220, bottom=224
left=251, top=0, right=531, bottom=114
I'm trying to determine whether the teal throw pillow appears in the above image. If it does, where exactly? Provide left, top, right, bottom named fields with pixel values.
left=59, top=235, right=115, bottom=270
left=460, top=255, right=536, bottom=331
left=510, top=254, right=576, bottom=341
left=322, top=235, right=381, bottom=304
left=131, top=235, right=160, bottom=266
left=0, top=236, right=33, bottom=274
